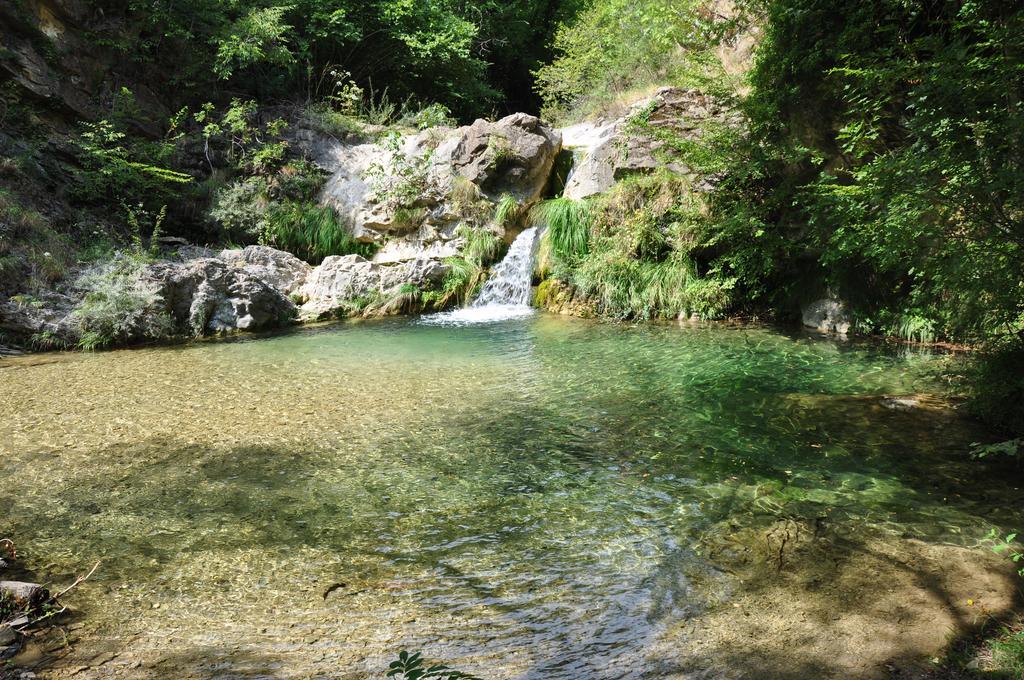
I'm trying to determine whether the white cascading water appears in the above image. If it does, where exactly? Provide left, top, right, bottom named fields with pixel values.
left=421, top=227, right=540, bottom=325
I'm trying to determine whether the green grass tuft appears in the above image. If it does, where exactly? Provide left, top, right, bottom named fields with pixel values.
left=572, top=250, right=732, bottom=320
left=530, top=198, right=593, bottom=262
left=263, top=201, right=374, bottom=264
left=494, top=193, right=521, bottom=229
left=456, top=225, right=501, bottom=267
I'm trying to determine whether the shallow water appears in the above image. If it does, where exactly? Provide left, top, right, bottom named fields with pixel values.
left=0, top=315, right=1020, bottom=678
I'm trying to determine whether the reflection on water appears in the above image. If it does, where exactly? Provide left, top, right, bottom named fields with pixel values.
left=0, top=315, right=1019, bottom=678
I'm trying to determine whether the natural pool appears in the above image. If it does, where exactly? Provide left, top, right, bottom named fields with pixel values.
left=1, top=315, right=1021, bottom=679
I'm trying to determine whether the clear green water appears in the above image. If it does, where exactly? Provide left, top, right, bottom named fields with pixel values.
left=0, top=315, right=1019, bottom=678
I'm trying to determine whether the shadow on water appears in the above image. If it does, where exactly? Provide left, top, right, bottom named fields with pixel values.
left=9, top=417, right=1020, bottom=677
left=1, top=318, right=1022, bottom=678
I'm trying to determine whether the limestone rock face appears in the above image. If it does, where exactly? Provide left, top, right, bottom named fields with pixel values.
left=299, top=255, right=446, bottom=320
left=433, top=113, right=562, bottom=202
left=0, top=1, right=101, bottom=118
left=0, top=288, right=79, bottom=345
left=218, top=245, right=312, bottom=296
left=144, top=258, right=297, bottom=334
left=562, top=88, right=739, bottom=200
left=802, top=299, right=852, bottom=335
left=298, top=113, right=561, bottom=264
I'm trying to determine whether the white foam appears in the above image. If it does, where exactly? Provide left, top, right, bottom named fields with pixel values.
left=420, top=227, right=541, bottom=326
left=420, top=304, right=536, bottom=326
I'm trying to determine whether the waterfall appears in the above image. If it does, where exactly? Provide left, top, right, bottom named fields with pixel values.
left=421, top=227, right=540, bottom=325
left=471, top=227, right=539, bottom=307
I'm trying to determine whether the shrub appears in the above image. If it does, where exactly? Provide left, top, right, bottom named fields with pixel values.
left=73, top=253, right=173, bottom=350
left=411, top=103, right=455, bottom=130
left=209, top=178, right=270, bottom=242
left=302, top=103, right=366, bottom=139
left=364, top=131, right=433, bottom=209
left=534, top=0, right=722, bottom=123
left=72, top=119, right=192, bottom=209
left=965, top=341, right=1024, bottom=437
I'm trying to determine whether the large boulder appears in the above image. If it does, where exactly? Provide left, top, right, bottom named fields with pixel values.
left=299, top=255, right=446, bottom=320
left=218, top=245, right=312, bottom=296
left=0, top=288, right=79, bottom=346
left=802, top=299, right=852, bottom=336
left=432, top=113, right=562, bottom=202
left=144, top=258, right=297, bottom=335
left=562, top=88, right=739, bottom=200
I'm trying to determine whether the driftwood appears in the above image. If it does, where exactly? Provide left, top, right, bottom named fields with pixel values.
left=0, top=547, right=100, bottom=656
left=0, top=581, right=51, bottom=611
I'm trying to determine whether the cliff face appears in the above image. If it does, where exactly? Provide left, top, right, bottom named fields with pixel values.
left=1, top=0, right=107, bottom=121
left=1, top=0, right=171, bottom=130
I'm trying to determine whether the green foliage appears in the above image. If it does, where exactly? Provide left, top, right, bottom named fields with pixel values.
left=209, top=178, right=270, bottom=242
left=114, top=0, right=580, bottom=118
left=988, top=627, right=1024, bottom=677
left=972, top=440, right=1023, bottom=462
left=535, top=171, right=736, bottom=321
left=572, top=249, right=731, bottom=320
left=413, top=103, right=455, bottom=130
left=438, top=255, right=481, bottom=308
left=365, top=132, right=433, bottom=209
left=0, top=189, right=75, bottom=293
left=448, top=177, right=476, bottom=203
left=72, top=119, right=192, bottom=210
left=263, top=201, right=372, bottom=264
left=487, top=135, right=515, bottom=166
left=709, top=0, right=1024, bottom=344
left=192, top=99, right=291, bottom=174
left=457, top=225, right=501, bottom=267
left=73, top=252, right=174, bottom=350
left=494, top=193, right=522, bottom=229
left=531, top=198, right=593, bottom=263
left=214, top=6, right=296, bottom=81
left=986, top=530, right=1024, bottom=578
left=387, top=651, right=481, bottom=680
left=962, top=341, right=1024, bottom=436
left=535, top=0, right=722, bottom=122
left=433, top=226, right=502, bottom=308
left=302, top=103, right=366, bottom=139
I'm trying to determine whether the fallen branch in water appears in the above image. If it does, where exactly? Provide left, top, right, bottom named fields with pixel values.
left=51, top=560, right=101, bottom=601
left=1, top=554, right=101, bottom=656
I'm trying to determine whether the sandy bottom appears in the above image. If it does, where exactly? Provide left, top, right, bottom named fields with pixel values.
left=11, top=525, right=1018, bottom=680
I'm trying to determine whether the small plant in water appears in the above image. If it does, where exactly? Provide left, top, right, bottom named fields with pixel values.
left=972, top=439, right=1023, bottom=462
left=986, top=529, right=1024, bottom=577
left=387, top=651, right=481, bottom=680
